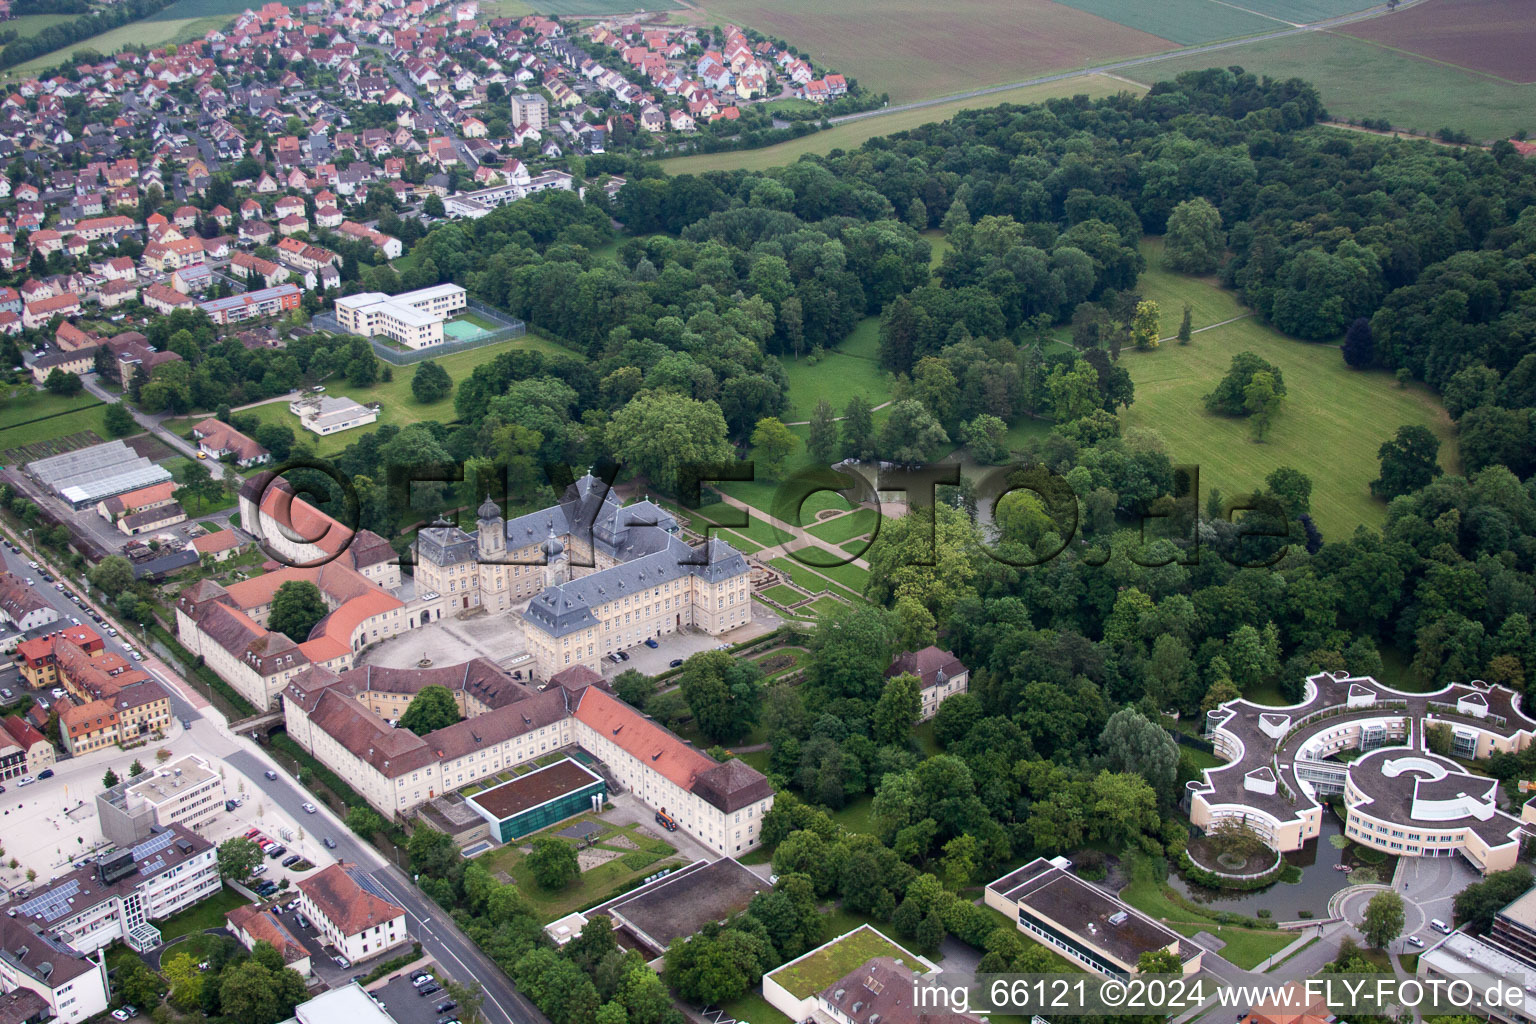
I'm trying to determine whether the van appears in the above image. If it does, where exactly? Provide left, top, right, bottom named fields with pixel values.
left=1432, top=919, right=1451, bottom=934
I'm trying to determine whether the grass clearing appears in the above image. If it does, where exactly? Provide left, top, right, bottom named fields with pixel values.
left=759, top=584, right=807, bottom=606
left=768, top=556, right=865, bottom=605
left=480, top=818, right=682, bottom=923
left=660, top=76, right=1145, bottom=174
left=226, top=332, right=567, bottom=456
left=156, top=886, right=249, bottom=942
left=1124, top=30, right=1536, bottom=141
left=778, top=319, right=891, bottom=424
left=1120, top=240, right=1457, bottom=539
left=1118, top=879, right=1291, bottom=970
left=718, top=991, right=793, bottom=1024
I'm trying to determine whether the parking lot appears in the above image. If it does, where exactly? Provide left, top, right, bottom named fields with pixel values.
left=374, top=972, right=461, bottom=1024
left=213, top=791, right=339, bottom=891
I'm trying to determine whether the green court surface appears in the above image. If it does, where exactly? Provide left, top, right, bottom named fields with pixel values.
left=443, top=318, right=490, bottom=341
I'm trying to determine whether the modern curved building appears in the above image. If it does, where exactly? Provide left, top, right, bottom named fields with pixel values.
left=1189, top=671, right=1536, bottom=873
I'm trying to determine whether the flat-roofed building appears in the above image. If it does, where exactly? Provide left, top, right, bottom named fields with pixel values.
left=1417, top=929, right=1536, bottom=1024
left=333, top=284, right=466, bottom=349
left=95, top=754, right=226, bottom=846
left=985, top=857, right=1203, bottom=976
left=11, top=824, right=221, bottom=953
left=465, top=757, right=605, bottom=842
left=288, top=394, right=379, bottom=436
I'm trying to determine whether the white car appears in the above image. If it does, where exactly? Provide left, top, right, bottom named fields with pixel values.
left=15, top=776, right=33, bottom=787
left=111, top=1008, right=134, bottom=1021
left=302, top=802, right=317, bottom=814
left=1408, top=935, right=1425, bottom=948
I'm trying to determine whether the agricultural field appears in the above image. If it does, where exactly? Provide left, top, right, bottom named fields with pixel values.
left=1052, top=0, right=1278, bottom=45
left=1337, top=0, right=1536, bottom=83
left=0, top=390, right=114, bottom=459
left=1124, top=29, right=1536, bottom=141
left=6, top=14, right=83, bottom=39
left=523, top=0, right=679, bottom=13
left=690, top=0, right=1172, bottom=103
left=660, top=75, right=1143, bottom=175
left=1120, top=243, right=1458, bottom=540
left=1, top=0, right=254, bottom=78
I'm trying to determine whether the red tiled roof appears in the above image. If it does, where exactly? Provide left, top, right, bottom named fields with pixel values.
left=298, top=864, right=403, bottom=937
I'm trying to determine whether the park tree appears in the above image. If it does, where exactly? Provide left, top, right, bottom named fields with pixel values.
left=961, top=414, right=1008, bottom=465
left=840, top=395, right=875, bottom=460
left=875, top=400, right=948, bottom=464
left=177, top=458, right=221, bottom=513
left=612, top=669, right=654, bottom=711
left=1342, top=316, right=1373, bottom=368
left=413, top=359, right=453, bottom=403
left=608, top=391, right=734, bottom=494
left=254, top=423, right=295, bottom=461
left=1047, top=359, right=1100, bottom=422
left=1243, top=370, right=1283, bottom=441
left=526, top=837, right=580, bottom=890
left=750, top=416, right=797, bottom=479
left=1371, top=425, right=1442, bottom=499
left=1099, top=707, right=1180, bottom=805
left=88, top=555, right=134, bottom=597
left=1131, top=300, right=1161, bottom=350
left=218, top=954, right=307, bottom=1024
left=807, top=399, right=838, bottom=464
left=1164, top=198, right=1224, bottom=274
left=102, top=768, right=119, bottom=789
left=45, top=368, right=82, bottom=396
left=1138, top=949, right=1184, bottom=973
left=1089, top=771, right=1160, bottom=849
left=163, top=952, right=204, bottom=1010
left=1177, top=303, right=1193, bottom=344
left=678, top=651, right=764, bottom=744
left=399, top=684, right=462, bottom=735
left=128, top=759, right=145, bottom=777
left=1362, top=889, right=1405, bottom=949
left=268, top=580, right=328, bottom=641
left=1454, top=867, right=1533, bottom=931
left=872, top=673, right=921, bottom=746
left=1264, top=466, right=1313, bottom=518
left=218, top=837, right=263, bottom=883
left=116, top=959, right=166, bottom=1011
left=1204, top=352, right=1285, bottom=416
left=104, top=402, right=136, bottom=436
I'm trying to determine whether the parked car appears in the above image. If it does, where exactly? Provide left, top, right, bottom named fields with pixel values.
left=668, top=659, right=684, bottom=668
left=607, top=653, right=623, bottom=663
left=412, top=974, right=434, bottom=988
left=111, top=1006, right=136, bottom=1021
left=334, top=954, right=351, bottom=968
left=281, top=854, right=301, bottom=868
left=617, top=650, right=629, bottom=661
left=264, top=770, right=278, bottom=780
left=49, top=688, right=63, bottom=700
left=245, top=828, right=262, bottom=839
left=0, top=689, right=11, bottom=700
left=36, top=769, right=52, bottom=780
left=266, top=845, right=287, bottom=859
left=323, top=837, right=337, bottom=849
left=302, top=802, right=317, bottom=814
left=418, top=983, right=442, bottom=998
left=1408, top=935, right=1425, bottom=948
left=436, top=1001, right=458, bottom=1014
left=130, top=652, right=143, bottom=661
left=106, top=628, right=117, bottom=637
left=643, top=637, right=658, bottom=648
left=15, top=776, right=33, bottom=787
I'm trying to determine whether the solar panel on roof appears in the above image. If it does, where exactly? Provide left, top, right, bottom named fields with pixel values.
left=129, top=829, right=178, bottom=862
left=16, top=878, right=80, bottom=923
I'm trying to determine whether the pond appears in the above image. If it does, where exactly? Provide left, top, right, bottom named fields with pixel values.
left=1168, top=815, right=1375, bottom=918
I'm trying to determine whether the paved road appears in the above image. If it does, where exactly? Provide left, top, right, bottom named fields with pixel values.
left=822, top=0, right=1425, bottom=129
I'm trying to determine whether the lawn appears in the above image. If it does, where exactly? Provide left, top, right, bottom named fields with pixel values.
left=718, top=990, right=793, bottom=1024
left=759, top=583, right=807, bottom=606
left=1119, top=242, right=1457, bottom=540
left=225, top=332, right=567, bottom=456
left=0, top=388, right=104, bottom=430
left=805, top=595, right=849, bottom=618
left=479, top=819, right=683, bottom=923
left=827, top=795, right=876, bottom=834
left=768, top=556, right=865, bottom=605
left=1124, top=30, right=1536, bottom=141
left=659, top=76, right=1146, bottom=174
left=778, top=318, right=891, bottom=424
left=768, top=923, right=914, bottom=998
left=1117, top=879, right=1293, bottom=970
left=806, top=508, right=881, bottom=544
left=6, top=13, right=82, bottom=38
left=156, top=886, right=249, bottom=942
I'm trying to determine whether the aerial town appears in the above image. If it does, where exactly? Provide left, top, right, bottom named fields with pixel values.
left=0, top=0, right=1532, bottom=1021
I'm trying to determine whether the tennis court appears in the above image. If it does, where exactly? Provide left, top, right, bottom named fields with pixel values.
left=443, top=317, right=491, bottom=341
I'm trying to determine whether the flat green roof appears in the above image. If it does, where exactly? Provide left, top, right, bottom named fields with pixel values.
left=767, top=925, right=918, bottom=1000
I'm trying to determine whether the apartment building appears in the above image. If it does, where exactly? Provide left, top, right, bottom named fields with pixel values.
left=296, top=865, right=407, bottom=963
left=0, top=916, right=110, bottom=1024
left=96, top=754, right=226, bottom=847
left=333, top=284, right=466, bottom=349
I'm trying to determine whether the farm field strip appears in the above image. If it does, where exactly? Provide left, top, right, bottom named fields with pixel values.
left=1337, top=0, right=1536, bottom=82
left=1052, top=0, right=1284, bottom=45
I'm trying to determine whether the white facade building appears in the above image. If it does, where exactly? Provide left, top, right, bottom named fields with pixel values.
left=334, top=284, right=467, bottom=349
